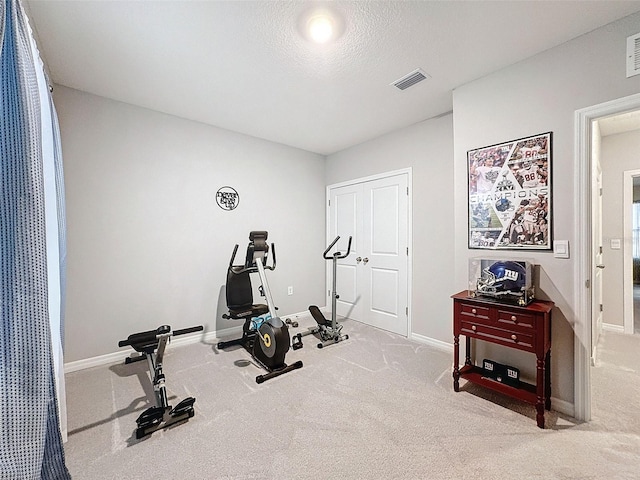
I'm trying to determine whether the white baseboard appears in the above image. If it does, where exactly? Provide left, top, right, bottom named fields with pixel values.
left=602, top=323, right=625, bottom=334
left=63, top=310, right=314, bottom=374
left=64, top=350, right=127, bottom=374
left=281, top=309, right=315, bottom=322
left=409, top=332, right=453, bottom=353
left=551, top=396, right=574, bottom=418
left=64, top=325, right=242, bottom=374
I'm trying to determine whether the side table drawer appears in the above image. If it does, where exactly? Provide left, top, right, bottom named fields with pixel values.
left=496, top=309, right=535, bottom=331
left=460, top=320, right=536, bottom=353
left=459, top=303, right=492, bottom=325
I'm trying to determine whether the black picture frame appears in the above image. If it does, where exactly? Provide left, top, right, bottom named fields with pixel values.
left=467, top=132, right=552, bottom=250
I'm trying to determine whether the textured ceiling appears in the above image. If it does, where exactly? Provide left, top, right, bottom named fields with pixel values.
left=599, top=109, right=640, bottom=137
left=24, top=1, right=640, bottom=155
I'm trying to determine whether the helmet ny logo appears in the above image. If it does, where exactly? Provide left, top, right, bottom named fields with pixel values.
left=503, top=269, right=519, bottom=282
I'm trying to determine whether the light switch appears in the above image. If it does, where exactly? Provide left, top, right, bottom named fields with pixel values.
left=554, top=240, right=570, bottom=259
left=610, top=238, right=621, bottom=250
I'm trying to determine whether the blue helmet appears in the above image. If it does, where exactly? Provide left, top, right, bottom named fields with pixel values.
left=495, top=198, right=512, bottom=212
left=478, top=261, right=527, bottom=295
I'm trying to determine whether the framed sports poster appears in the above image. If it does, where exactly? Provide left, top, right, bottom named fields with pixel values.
left=468, top=132, right=552, bottom=250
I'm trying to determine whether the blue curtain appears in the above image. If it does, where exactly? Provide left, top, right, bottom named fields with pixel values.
left=1, top=0, right=71, bottom=478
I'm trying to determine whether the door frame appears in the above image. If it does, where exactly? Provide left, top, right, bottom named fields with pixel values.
left=326, top=167, right=413, bottom=336
left=623, top=169, right=640, bottom=335
left=575, top=92, right=640, bottom=422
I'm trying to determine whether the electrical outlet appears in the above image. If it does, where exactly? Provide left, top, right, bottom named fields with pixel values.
left=287, top=286, right=293, bottom=296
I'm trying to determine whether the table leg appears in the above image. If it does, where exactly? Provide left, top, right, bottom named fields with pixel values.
left=536, top=355, right=545, bottom=428
left=545, top=349, right=551, bottom=411
left=465, top=336, right=472, bottom=366
left=453, top=334, right=460, bottom=392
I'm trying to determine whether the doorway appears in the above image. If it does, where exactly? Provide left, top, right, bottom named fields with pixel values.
left=576, top=92, right=640, bottom=422
left=623, top=169, right=640, bottom=336
left=327, top=169, right=411, bottom=336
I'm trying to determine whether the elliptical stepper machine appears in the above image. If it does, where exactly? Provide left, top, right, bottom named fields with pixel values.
left=217, top=231, right=303, bottom=383
left=294, top=235, right=352, bottom=349
left=118, top=324, right=204, bottom=439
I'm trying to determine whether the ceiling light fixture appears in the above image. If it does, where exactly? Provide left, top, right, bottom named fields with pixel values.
left=308, top=15, right=334, bottom=44
left=298, top=7, right=344, bottom=44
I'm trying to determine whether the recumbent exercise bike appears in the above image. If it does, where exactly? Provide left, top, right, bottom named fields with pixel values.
left=118, top=324, right=203, bottom=439
left=217, top=231, right=303, bottom=383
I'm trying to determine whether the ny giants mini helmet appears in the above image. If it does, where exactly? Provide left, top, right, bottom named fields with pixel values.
left=477, top=261, right=527, bottom=295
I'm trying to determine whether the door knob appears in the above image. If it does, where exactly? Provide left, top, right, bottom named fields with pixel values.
left=363, top=257, right=369, bottom=264
left=356, top=257, right=362, bottom=263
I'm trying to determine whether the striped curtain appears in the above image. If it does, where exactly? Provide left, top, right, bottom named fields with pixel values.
left=1, top=1, right=71, bottom=478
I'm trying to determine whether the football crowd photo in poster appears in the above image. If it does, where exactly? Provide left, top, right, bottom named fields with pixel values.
left=468, top=132, right=552, bottom=250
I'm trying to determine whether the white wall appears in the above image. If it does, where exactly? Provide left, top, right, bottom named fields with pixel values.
left=601, top=129, right=640, bottom=327
left=326, top=114, right=455, bottom=346
left=55, top=86, right=326, bottom=363
left=452, top=13, right=640, bottom=405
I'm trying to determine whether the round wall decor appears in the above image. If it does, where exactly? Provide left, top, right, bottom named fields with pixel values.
left=216, top=186, right=239, bottom=211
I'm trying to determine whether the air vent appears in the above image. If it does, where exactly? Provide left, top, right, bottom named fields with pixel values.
left=391, top=69, right=431, bottom=90
left=626, top=32, right=640, bottom=78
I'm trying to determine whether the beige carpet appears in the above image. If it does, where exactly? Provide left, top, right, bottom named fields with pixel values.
left=63, top=316, right=640, bottom=479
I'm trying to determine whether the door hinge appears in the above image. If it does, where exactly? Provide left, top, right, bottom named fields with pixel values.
left=586, top=279, right=591, bottom=288
left=328, top=199, right=330, bottom=206
left=600, top=304, right=603, bottom=312
left=406, top=247, right=409, bottom=255
left=328, top=289, right=330, bottom=297
left=406, top=306, right=408, bottom=316
left=599, top=246, right=603, bottom=255
left=406, top=187, right=409, bottom=196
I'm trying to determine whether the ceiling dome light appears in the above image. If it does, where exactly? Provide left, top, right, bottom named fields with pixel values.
left=308, top=15, right=334, bottom=43
left=297, top=7, right=345, bottom=45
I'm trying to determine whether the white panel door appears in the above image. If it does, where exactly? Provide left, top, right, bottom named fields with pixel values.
left=329, top=173, right=409, bottom=336
left=362, top=175, right=408, bottom=335
left=592, top=162, right=604, bottom=360
left=329, top=183, right=363, bottom=322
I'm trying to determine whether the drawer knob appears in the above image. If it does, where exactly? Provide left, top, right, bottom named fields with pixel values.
left=471, top=325, right=477, bottom=331
left=471, top=308, right=477, bottom=314
left=511, top=315, right=517, bottom=322
left=511, top=334, right=517, bottom=341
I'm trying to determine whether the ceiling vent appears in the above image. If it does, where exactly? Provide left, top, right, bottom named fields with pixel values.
left=626, top=32, right=640, bottom=78
left=391, top=69, right=431, bottom=91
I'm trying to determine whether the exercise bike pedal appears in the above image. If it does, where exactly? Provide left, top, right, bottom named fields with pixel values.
left=170, top=397, right=196, bottom=417
left=291, top=333, right=304, bottom=350
left=136, top=406, right=166, bottom=427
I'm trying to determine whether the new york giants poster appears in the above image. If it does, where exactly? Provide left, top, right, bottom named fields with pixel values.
left=468, top=132, right=552, bottom=250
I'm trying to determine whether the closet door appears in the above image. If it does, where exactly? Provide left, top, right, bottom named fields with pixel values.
left=329, top=183, right=364, bottom=323
left=329, top=172, right=408, bottom=336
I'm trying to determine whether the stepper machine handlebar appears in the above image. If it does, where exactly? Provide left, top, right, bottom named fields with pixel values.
left=323, top=235, right=352, bottom=260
